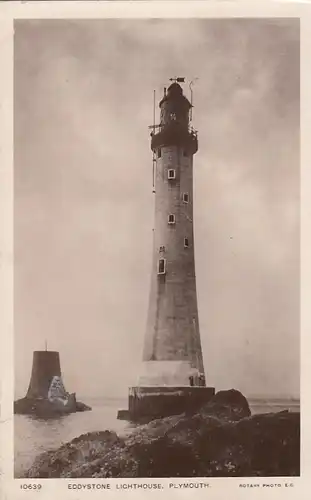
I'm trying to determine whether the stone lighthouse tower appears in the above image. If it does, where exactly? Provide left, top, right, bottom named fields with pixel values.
left=118, top=79, right=214, bottom=422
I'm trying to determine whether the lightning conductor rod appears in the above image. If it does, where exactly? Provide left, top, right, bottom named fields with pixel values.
left=189, top=78, right=198, bottom=123
left=153, top=89, right=156, bottom=132
left=152, top=89, right=156, bottom=191
left=189, top=81, right=193, bottom=122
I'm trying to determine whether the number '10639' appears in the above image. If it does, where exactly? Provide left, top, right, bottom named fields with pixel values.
left=20, top=484, right=42, bottom=490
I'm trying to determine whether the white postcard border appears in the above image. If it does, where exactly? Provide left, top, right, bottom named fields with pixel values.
left=0, top=1, right=310, bottom=499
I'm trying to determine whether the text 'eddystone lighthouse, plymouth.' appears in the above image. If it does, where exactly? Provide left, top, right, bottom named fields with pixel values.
left=118, top=78, right=215, bottom=421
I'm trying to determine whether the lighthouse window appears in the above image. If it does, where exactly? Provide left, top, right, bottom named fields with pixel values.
left=184, top=237, right=189, bottom=248
left=168, top=214, right=175, bottom=224
left=183, top=150, right=189, bottom=157
left=158, top=258, right=166, bottom=275
left=183, top=193, right=189, bottom=203
left=157, top=148, right=162, bottom=158
left=168, top=169, right=176, bottom=180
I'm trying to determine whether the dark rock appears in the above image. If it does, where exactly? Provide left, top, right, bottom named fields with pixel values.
left=200, top=389, right=251, bottom=421
left=23, top=390, right=300, bottom=478
left=235, top=412, right=300, bottom=477
left=14, top=397, right=91, bottom=417
left=75, top=401, right=92, bottom=412
left=24, top=431, right=121, bottom=478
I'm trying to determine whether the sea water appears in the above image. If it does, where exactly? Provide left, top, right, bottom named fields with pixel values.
left=14, top=396, right=300, bottom=478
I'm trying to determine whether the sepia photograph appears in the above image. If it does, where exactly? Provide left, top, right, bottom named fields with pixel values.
left=13, top=17, right=300, bottom=479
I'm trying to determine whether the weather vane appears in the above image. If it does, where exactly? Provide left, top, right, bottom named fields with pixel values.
left=169, top=77, right=185, bottom=83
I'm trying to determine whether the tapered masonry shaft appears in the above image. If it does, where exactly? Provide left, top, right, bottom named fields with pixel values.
left=118, top=79, right=215, bottom=422
left=26, top=351, right=62, bottom=399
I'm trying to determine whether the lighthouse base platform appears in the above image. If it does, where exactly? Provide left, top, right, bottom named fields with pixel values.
left=117, top=386, right=215, bottom=423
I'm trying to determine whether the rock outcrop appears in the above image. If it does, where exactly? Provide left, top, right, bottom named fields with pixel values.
left=23, top=389, right=300, bottom=478
left=14, top=396, right=91, bottom=417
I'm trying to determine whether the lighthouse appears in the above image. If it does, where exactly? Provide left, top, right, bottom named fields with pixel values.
left=118, top=79, right=215, bottom=421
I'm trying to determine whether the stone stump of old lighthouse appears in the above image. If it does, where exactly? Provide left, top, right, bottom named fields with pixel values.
left=118, top=79, right=215, bottom=422
left=14, top=350, right=91, bottom=416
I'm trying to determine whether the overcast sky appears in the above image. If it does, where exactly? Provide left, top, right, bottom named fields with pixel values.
left=14, top=18, right=300, bottom=399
